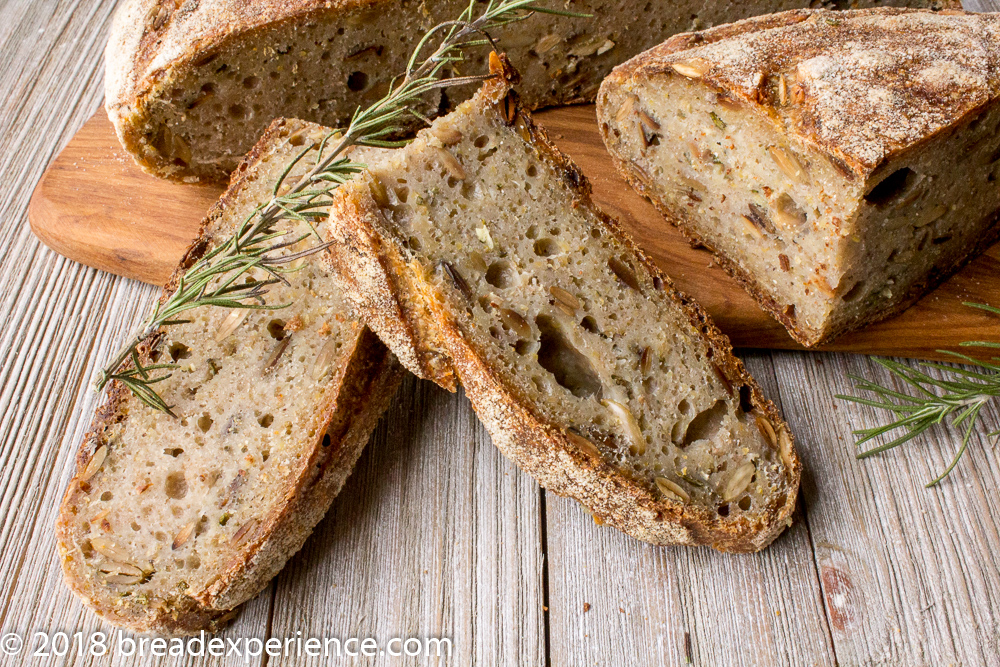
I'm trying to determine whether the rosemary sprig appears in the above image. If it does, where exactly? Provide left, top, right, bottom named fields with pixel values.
left=837, top=302, right=1000, bottom=486
left=97, top=0, right=587, bottom=415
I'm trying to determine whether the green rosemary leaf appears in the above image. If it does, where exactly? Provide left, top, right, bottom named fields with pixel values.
left=963, top=302, right=1000, bottom=316
left=838, top=302, right=1000, bottom=485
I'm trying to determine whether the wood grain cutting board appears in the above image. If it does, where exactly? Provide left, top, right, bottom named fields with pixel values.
left=27, top=107, right=1000, bottom=362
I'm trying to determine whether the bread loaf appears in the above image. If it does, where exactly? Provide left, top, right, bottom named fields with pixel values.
left=324, top=55, right=800, bottom=553
left=106, top=0, right=957, bottom=182
left=597, top=8, right=1000, bottom=347
left=56, top=118, right=402, bottom=634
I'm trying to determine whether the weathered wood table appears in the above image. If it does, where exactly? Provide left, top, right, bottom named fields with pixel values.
left=1, top=1, right=998, bottom=665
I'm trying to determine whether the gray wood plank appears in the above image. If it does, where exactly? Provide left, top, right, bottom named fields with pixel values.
left=772, top=351, right=1000, bottom=666
left=268, top=379, right=545, bottom=666
left=0, top=3, right=275, bottom=664
left=546, top=353, right=837, bottom=667
left=965, top=0, right=1000, bottom=12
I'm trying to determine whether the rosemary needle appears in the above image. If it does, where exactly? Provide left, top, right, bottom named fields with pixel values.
left=837, top=302, right=1000, bottom=486
left=96, top=0, right=588, bottom=415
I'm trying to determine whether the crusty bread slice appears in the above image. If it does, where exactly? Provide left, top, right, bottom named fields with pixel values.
left=105, top=0, right=957, bottom=182
left=597, top=8, right=1000, bottom=347
left=56, top=118, right=402, bottom=634
left=325, top=55, right=800, bottom=553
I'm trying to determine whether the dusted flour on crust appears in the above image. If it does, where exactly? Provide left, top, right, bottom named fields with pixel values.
left=598, top=8, right=1000, bottom=346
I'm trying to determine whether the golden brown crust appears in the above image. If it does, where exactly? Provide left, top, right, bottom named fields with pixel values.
left=605, top=7, right=998, bottom=179
left=55, top=118, right=402, bottom=634
left=327, top=56, right=800, bottom=552
left=324, top=190, right=459, bottom=391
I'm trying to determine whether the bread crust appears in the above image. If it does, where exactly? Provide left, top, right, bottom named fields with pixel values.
left=604, top=7, right=995, bottom=180
left=55, top=118, right=403, bottom=634
left=106, top=0, right=960, bottom=182
left=599, top=8, right=1000, bottom=346
left=326, top=56, right=800, bottom=552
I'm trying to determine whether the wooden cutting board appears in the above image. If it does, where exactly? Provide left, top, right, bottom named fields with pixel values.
left=27, top=107, right=1000, bottom=362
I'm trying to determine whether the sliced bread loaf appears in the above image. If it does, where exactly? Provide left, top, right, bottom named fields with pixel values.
left=325, top=55, right=800, bottom=552
left=56, top=118, right=402, bottom=634
left=597, top=8, right=1000, bottom=347
left=106, top=0, right=957, bottom=182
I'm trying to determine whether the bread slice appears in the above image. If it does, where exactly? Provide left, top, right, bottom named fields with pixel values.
left=324, top=55, right=800, bottom=553
left=597, top=8, right=1000, bottom=347
left=105, top=0, right=957, bottom=182
left=55, top=118, right=402, bottom=634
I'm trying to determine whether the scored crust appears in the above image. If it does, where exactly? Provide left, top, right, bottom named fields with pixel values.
left=55, top=118, right=403, bottom=634
left=326, top=55, right=800, bottom=553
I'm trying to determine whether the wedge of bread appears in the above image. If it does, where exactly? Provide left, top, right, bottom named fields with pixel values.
left=106, top=0, right=957, bottom=182
left=56, top=118, right=402, bottom=634
left=597, top=8, right=1000, bottom=347
left=324, top=55, right=800, bottom=553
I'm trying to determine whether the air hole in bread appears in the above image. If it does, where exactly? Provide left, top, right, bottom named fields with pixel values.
left=258, top=414, right=274, bottom=428
left=681, top=399, right=727, bottom=446
left=168, top=342, right=191, bottom=362
left=267, top=319, right=286, bottom=340
left=535, top=315, right=602, bottom=399
left=486, top=260, right=516, bottom=289
left=738, top=386, right=754, bottom=414
left=841, top=280, right=865, bottom=303
left=164, top=473, right=188, bottom=500
left=347, top=72, right=368, bottom=93
left=164, top=447, right=184, bottom=457
left=533, top=238, right=560, bottom=257
left=100, top=492, right=113, bottom=501
left=864, top=167, right=916, bottom=207
left=580, top=316, right=601, bottom=335
left=197, top=414, right=214, bottom=433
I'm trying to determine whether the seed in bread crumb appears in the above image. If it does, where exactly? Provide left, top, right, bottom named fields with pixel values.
left=81, top=446, right=108, bottom=482
left=672, top=58, right=711, bottom=79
